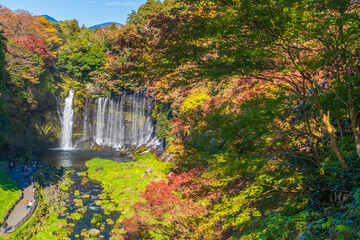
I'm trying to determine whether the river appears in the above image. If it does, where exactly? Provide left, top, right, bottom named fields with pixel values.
left=35, top=149, right=131, bottom=239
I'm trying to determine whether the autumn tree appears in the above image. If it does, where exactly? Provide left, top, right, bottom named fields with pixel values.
left=0, top=30, right=5, bottom=86
left=144, top=0, right=360, bottom=169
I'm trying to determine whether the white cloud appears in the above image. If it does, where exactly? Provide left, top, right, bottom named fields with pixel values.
left=84, top=1, right=96, bottom=4
left=105, top=2, right=135, bottom=6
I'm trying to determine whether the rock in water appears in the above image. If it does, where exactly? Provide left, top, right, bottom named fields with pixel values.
left=89, top=228, right=100, bottom=236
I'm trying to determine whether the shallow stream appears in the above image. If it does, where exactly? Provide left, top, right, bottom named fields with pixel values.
left=35, top=149, right=131, bottom=239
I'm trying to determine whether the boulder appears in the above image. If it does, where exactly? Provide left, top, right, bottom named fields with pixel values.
left=89, top=228, right=100, bottom=237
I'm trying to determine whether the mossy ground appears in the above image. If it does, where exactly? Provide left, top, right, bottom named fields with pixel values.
left=86, top=153, right=172, bottom=221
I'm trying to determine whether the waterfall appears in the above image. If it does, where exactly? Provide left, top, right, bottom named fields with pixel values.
left=53, top=93, right=63, bottom=124
left=81, top=91, right=159, bottom=150
left=60, top=89, right=75, bottom=150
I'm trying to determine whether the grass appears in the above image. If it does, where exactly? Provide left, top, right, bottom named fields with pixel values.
left=86, top=152, right=172, bottom=220
left=0, top=169, right=21, bottom=223
left=30, top=212, right=68, bottom=240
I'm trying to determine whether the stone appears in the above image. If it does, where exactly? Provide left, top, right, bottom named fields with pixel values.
left=89, top=228, right=100, bottom=236
left=145, top=167, right=153, bottom=173
left=96, top=167, right=104, bottom=172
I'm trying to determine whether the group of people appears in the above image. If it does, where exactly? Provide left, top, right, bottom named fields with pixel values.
left=22, top=159, right=38, bottom=172
left=23, top=200, right=33, bottom=210
left=8, top=159, right=38, bottom=172
left=24, top=195, right=36, bottom=210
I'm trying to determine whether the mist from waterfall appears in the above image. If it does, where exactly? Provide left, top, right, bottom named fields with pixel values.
left=60, top=89, right=75, bottom=150
left=81, top=91, right=159, bottom=150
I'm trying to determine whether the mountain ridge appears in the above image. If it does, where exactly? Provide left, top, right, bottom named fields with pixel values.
left=90, top=22, right=123, bottom=29
left=37, top=14, right=58, bottom=23
left=37, top=15, right=123, bottom=29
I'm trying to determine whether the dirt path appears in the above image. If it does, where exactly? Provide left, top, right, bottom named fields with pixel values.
left=1, top=163, right=38, bottom=234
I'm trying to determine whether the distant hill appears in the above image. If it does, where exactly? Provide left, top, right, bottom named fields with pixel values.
left=35, top=16, right=122, bottom=29
left=90, top=22, right=123, bottom=30
left=37, top=15, right=58, bottom=23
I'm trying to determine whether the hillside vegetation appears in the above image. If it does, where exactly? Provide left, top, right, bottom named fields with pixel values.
left=1, top=0, right=360, bottom=239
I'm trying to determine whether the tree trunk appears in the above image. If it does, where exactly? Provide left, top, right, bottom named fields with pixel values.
left=348, top=92, right=360, bottom=161
left=337, top=117, right=345, bottom=140
left=312, top=86, right=348, bottom=169
left=321, top=110, right=348, bottom=169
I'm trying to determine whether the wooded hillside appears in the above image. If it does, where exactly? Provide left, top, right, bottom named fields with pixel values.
left=1, top=1, right=360, bottom=239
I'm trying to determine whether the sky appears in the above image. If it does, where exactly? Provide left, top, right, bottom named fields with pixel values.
left=0, top=0, right=149, bottom=27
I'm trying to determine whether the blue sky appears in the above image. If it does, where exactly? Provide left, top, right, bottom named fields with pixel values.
left=1, top=0, right=148, bottom=27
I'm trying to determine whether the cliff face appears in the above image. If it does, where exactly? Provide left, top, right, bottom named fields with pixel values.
left=0, top=87, right=60, bottom=159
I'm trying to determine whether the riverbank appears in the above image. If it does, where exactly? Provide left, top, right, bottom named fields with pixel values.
left=0, top=165, right=68, bottom=240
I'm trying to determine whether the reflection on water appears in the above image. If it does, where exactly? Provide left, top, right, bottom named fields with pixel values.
left=35, top=149, right=131, bottom=170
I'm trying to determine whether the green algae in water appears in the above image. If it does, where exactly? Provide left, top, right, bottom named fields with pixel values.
left=68, top=212, right=83, bottom=221
left=74, top=198, right=83, bottom=207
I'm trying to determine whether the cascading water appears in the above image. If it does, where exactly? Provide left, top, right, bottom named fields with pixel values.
left=80, top=91, right=159, bottom=150
left=60, top=89, right=75, bottom=150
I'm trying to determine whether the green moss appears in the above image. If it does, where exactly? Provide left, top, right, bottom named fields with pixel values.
left=68, top=212, right=83, bottom=221
left=59, top=171, right=74, bottom=191
left=74, top=190, right=80, bottom=196
left=102, top=202, right=116, bottom=212
left=74, top=199, right=83, bottom=207
left=91, top=213, right=103, bottom=225
left=78, top=208, right=87, bottom=214
left=31, top=212, right=68, bottom=240
left=86, top=153, right=172, bottom=221
left=81, top=194, right=90, bottom=198
left=59, top=185, right=69, bottom=191
left=106, top=218, right=115, bottom=225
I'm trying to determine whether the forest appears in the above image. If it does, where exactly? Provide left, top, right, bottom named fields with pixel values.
left=1, top=0, right=360, bottom=239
